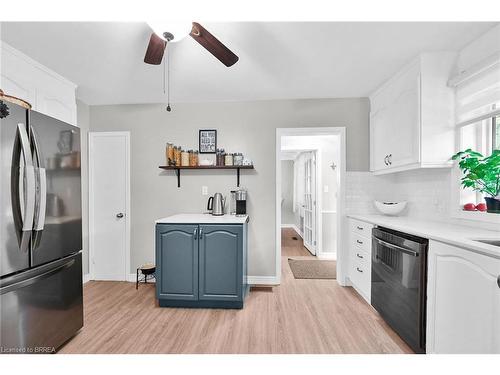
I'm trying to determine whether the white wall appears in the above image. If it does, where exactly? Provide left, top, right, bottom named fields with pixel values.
left=89, top=98, right=369, bottom=279
left=281, top=160, right=295, bottom=225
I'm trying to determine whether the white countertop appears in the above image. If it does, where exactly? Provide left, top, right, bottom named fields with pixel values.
left=348, top=214, right=500, bottom=259
left=156, top=213, right=249, bottom=224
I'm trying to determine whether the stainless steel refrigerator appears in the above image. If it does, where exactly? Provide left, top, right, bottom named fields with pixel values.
left=0, top=96, right=83, bottom=353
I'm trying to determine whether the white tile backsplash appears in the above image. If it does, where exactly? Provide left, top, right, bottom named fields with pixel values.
left=346, top=169, right=451, bottom=220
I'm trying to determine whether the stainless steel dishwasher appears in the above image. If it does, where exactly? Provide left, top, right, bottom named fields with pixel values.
left=371, top=227, right=428, bottom=353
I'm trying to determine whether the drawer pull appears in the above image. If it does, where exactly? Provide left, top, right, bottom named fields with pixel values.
left=356, top=253, right=363, bottom=259
left=356, top=239, right=363, bottom=245
left=356, top=226, right=364, bottom=230
left=497, top=275, right=500, bottom=289
left=356, top=267, right=363, bottom=273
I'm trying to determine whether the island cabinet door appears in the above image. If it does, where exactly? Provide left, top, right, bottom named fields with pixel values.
left=198, top=225, right=243, bottom=301
left=156, top=224, right=199, bottom=300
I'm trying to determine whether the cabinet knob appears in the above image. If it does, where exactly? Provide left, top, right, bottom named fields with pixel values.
left=356, top=226, right=364, bottom=230
left=116, top=213, right=124, bottom=218
left=193, top=228, right=198, bottom=240
left=388, top=154, right=392, bottom=165
left=384, top=155, right=388, bottom=165
left=497, top=275, right=500, bottom=289
left=356, top=267, right=363, bottom=273
left=356, top=253, right=363, bottom=259
left=199, top=228, right=203, bottom=239
left=356, top=239, right=363, bottom=244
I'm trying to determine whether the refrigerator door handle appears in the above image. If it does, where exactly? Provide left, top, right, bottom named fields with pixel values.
left=29, top=126, right=47, bottom=232
left=16, top=123, right=36, bottom=234
left=34, top=168, right=47, bottom=231
left=0, top=258, right=75, bottom=295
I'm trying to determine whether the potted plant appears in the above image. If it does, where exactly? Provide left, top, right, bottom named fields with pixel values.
left=452, top=149, right=500, bottom=213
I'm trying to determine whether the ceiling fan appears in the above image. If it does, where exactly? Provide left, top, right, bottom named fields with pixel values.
left=144, top=22, right=239, bottom=67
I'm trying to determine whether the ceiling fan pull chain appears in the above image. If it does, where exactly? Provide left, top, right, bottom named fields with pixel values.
left=166, top=49, right=171, bottom=112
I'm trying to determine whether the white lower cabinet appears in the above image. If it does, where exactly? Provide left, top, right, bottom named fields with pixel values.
left=426, top=240, right=500, bottom=353
left=348, top=219, right=373, bottom=303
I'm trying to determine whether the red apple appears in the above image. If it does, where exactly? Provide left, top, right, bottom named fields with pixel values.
left=463, top=203, right=476, bottom=211
left=476, top=203, right=487, bottom=212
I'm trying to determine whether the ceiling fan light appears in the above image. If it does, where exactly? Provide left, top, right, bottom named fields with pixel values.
left=147, top=21, right=192, bottom=42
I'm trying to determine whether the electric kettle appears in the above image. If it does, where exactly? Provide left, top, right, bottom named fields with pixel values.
left=207, top=193, right=225, bottom=216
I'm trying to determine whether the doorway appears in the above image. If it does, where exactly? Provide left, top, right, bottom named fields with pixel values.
left=276, top=128, right=346, bottom=285
left=89, top=132, right=130, bottom=281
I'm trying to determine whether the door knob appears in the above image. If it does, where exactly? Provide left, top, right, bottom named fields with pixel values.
left=116, top=213, right=124, bottom=218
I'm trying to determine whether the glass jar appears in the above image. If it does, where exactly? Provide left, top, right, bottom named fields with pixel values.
left=174, top=146, right=182, bottom=166
left=216, top=149, right=225, bottom=166
left=181, top=149, right=190, bottom=166
left=224, top=153, right=233, bottom=166
left=233, top=153, right=243, bottom=166
left=193, top=151, right=199, bottom=166
left=166, top=143, right=174, bottom=165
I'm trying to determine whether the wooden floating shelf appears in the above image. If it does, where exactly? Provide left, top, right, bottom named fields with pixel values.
left=158, top=165, right=255, bottom=188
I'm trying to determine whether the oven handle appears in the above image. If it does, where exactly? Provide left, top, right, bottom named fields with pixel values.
left=373, top=237, right=419, bottom=257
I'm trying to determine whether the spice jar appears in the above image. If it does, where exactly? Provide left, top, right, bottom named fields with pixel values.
left=166, top=143, right=174, bottom=165
left=189, top=150, right=198, bottom=167
left=233, top=153, right=243, bottom=166
left=216, top=148, right=225, bottom=166
left=224, top=153, right=234, bottom=166
left=174, top=146, right=182, bottom=166
left=181, top=149, right=190, bottom=166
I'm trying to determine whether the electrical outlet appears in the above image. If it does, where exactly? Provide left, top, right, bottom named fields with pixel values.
left=202, top=186, right=208, bottom=196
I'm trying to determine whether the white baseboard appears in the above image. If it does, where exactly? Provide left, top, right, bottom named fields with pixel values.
left=247, top=276, right=279, bottom=286
left=82, top=273, right=91, bottom=284
left=281, top=224, right=302, bottom=237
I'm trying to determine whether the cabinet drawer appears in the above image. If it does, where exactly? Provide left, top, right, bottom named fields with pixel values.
left=350, top=250, right=371, bottom=303
left=351, top=233, right=371, bottom=254
left=349, top=219, right=373, bottom=238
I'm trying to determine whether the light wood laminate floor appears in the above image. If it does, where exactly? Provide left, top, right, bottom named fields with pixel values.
left=59, top=229, right=412, bottom=354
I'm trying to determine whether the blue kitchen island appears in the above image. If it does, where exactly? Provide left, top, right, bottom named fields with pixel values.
left=155, top=214, right=249, bottom=309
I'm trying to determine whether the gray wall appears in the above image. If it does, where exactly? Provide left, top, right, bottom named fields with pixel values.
left=89, top=98, right=369, bottom=278
left=76, top=99, right=90, bottom=275
left=281, top=160, right=295, bottom=225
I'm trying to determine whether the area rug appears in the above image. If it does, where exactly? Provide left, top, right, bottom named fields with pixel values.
left=288, top=258, right=336, bottom=279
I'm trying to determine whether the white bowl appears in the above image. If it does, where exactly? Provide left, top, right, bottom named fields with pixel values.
left=374, top=201, right=407, bottom=216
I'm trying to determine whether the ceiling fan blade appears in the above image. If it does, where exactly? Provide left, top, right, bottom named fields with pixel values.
left=190, top=22, right=239, bottom=67
left=144, top=33, right=167, bottom=65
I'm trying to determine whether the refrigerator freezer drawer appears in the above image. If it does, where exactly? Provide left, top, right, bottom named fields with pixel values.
left=0, top=252, right=83, bottom=353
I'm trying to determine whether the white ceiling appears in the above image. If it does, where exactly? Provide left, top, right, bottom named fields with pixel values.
left=1, top=22, right=497, bottom=105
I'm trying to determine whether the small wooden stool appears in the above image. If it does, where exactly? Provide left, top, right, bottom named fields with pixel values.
left=136, top=263, right=156, bottom=289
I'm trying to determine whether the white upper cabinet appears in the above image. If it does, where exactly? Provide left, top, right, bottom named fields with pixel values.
left=369, top=52, right=456, bottom=174
left=1, top=42, right=77, bottom=125
left=427, top=240, right=500, bottom=354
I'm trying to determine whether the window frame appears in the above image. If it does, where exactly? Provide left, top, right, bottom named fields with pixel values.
left=451, top=115, right=500, bottom=225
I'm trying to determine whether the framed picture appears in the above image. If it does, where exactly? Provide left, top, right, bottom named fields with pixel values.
left=199, top=129, right=217, bottom=154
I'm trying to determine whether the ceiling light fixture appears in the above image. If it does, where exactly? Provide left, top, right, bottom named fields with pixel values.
left=147, top=21, right=192, bottom=42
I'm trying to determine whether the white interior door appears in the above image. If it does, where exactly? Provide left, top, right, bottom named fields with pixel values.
left=303, top=152, right=317, bottom=255
left=89, top=132, right=130, bottom=281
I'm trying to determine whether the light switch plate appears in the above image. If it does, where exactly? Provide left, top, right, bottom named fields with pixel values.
left=202, top=186, right=208, bottom=196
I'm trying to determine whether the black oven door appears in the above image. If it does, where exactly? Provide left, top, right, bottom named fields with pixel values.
left=371, top=227, right=427, bottom=353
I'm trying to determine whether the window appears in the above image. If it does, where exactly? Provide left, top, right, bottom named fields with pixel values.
left=452, top=54, right=500, bottom=219
left=458, top=116, right=498, bottom=206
